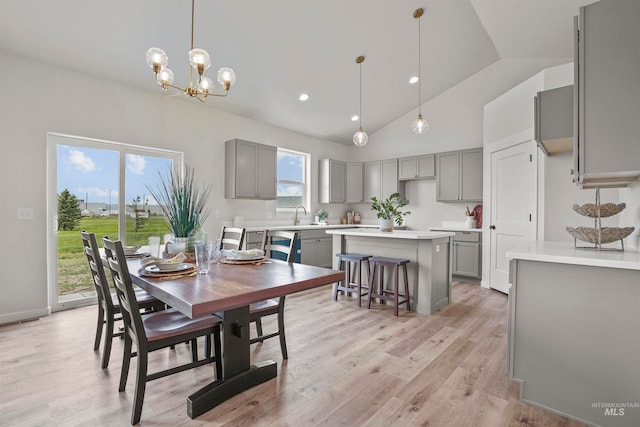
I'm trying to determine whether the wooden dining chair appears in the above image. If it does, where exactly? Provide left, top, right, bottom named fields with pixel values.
left=218, top=226, right=245, bottom=250
left=249, top=230, right=297, bottom=359
left=81, top=231, right=165, bottom=369
left=102, top=237, right=223, bottom=425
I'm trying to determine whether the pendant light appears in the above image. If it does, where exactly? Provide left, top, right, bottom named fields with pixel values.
left=353, top=55, right=368, bottom=146
left=411, top=8, right=429, bottom=134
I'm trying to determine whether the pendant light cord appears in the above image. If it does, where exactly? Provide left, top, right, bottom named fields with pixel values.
left=417, top=13, right=422, bottom=115
left=189, top=0, right=195, bottom=86
left=359, top=60, right=363, bottom=129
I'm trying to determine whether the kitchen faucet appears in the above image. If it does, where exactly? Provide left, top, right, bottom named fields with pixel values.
left=294, top=205, right=307, bottom=225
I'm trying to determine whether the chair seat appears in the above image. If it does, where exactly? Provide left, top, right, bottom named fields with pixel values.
left=142, top=308, right=222, bottom=342
left=111, top=289, right=159, bottom=307
left=250, top=299, right=279, bottom=314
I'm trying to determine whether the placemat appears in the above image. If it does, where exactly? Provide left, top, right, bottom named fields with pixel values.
left=138, top=264, right=197, bottom=278
left=220, top=257, right=268, bottom=265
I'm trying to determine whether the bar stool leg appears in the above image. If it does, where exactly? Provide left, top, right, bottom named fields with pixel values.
left=346, top=261, right=352, bottom=297
left=356, top=259, right=362, bottom=307
left=333, top=259, right=343, bottom=301
left=394, top=265, right=399, bottom=316
left=403, top=264, right=411, bottom=311
left=366, top=261, right=376, bottom=309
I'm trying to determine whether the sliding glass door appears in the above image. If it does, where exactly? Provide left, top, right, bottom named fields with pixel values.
left=47, top=133, right=181, bottom=311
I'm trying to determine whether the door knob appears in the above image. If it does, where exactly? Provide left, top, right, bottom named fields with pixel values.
left=489, top=225, right=496, bottom=230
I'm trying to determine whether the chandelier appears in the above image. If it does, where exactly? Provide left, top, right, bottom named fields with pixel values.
left=353, top=55, right=368, bottom=146
left=411, top=8, right=429, bottom=134
left=145, top=0, right=236, bottom=103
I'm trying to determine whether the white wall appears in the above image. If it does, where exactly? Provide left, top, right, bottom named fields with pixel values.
left=0, top=50, right=349, bottom=323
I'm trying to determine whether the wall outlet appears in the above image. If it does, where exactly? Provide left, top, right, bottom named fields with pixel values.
left=436, top=244, right=440, bottom=253
left=17, top=207, right=34, bottom=220
left=215, top=210, right=221, bottom=218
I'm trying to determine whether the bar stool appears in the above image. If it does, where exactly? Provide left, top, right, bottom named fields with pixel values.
left=333, top=253, right=372, bottom=307
left=366, top=257, right=411, bottom=316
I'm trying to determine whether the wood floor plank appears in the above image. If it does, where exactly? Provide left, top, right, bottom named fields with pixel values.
left=0, top=282, right=587, bottom=426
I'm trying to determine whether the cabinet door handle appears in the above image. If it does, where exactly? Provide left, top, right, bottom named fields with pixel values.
left=490, top=225, right=496, bottom=230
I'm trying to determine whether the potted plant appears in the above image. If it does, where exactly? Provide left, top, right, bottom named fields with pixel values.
left=316, top=209, right=328, bottom=224
left=147, top=164, right=211, bottom=254
left=370, top=192, right=410, bottom=232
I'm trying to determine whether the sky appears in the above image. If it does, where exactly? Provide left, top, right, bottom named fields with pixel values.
left=57, top=145, right=173, bottom=207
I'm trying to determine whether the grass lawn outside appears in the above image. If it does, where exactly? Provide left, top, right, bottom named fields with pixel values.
left=57, top=216, right=170, bottom=295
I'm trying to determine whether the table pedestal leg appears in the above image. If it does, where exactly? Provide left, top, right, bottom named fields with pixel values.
left=187, top=306, right=277, bottom=418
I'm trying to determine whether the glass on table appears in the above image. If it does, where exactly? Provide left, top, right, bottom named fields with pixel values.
left=195, top=241, right=214, bottom=274
left=148, top=236, right=161, bottom=258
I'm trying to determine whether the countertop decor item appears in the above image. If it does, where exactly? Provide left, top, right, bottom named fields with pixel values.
left=566, top=187, right=634, bottom=250
left=370, top=192, right=411, bottom=232
left=146, top=164, right=212, bottom=242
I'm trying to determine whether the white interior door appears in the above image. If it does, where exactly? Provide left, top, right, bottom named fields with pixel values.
left=489, top=140, right=537, bottom=294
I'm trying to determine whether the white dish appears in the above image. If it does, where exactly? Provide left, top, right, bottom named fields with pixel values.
left=123, top=245, right=141, bottom=256
left=221, top=249, right=265, bottom=261
left=144, top=262, right=192, bottom=273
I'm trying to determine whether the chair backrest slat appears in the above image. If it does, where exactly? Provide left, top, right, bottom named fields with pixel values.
left=262, top=230, right=297, bottom=262
left=80, top=231, right=114, bottom=312
left=219, top=226, right=246, bottom=250
left=103, top=237, right=147, bottom=343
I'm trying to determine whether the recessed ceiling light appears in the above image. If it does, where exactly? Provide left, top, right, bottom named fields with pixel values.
left=351, top=115, right=359, bottom=122
left=409, top=76, right=419, bottom=84
left=299, top=93, right=309, bottom=101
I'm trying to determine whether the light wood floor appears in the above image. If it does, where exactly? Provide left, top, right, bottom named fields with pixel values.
left=1, top=282, right=586, bottom=426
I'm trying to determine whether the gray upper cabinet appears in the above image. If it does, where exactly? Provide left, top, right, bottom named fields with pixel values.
left=399, top=154, right=435, bottom=180
left=436, top=148, right=482, bottom=202
left=574, top=0, right=640, bottom=188
left=534, top=85, right=573, bottom=156
left=364, top=159, right=403, bottom=203
left=225, top=139, right=277, bottom=199
left=346, top=162, right=363, bottom=203
left=318, top=159, right=346, bottom=203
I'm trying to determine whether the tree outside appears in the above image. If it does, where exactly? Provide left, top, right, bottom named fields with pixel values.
left=58, top=189, right=81, bottom=231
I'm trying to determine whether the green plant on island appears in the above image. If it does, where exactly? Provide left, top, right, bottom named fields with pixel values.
left=146, top=164, right=211, bottom=238
left=370, top=192, right=410, bottom=226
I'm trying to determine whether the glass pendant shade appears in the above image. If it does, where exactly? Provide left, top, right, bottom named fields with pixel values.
left=217, top=67, right=237, bottom=87
left=146, top=48, right=168, bottom=69
left=353, top=128, right=368, bottom=146
left=189, top=48, right=211, bottom=73
left=411, top=114, right=429, bottom=134
left=157, top=68, right=175, bottom=85
left=198, top=76, right=214, bottom=92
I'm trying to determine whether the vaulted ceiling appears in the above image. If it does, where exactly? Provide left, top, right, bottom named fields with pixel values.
left=0, top=0, right=594, bottom=144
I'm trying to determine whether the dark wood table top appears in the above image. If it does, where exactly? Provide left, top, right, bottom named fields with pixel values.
left=127, top=259, right=344, bottom=318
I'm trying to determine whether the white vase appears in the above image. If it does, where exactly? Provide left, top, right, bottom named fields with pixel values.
left=379, top=219, right=394, bottom=232
left=465, top=216, right=475, bottom=228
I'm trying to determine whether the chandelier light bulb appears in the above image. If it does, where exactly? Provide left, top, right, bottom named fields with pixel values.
left=198, top=76, right=214, bottom=93
left=189, top=48, right=211, bottom=74
left=217, top=67, right=237, bottom=87
left=157, top=68, right=175, bottom=86
left=412, top=114, right=429, bottom=134
left=353, top=128, right=368, bottom=146
left=145, top=47, right=168, bottom=71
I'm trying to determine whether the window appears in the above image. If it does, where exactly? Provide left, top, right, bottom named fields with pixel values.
left=277, top=148, right=309, bottom=209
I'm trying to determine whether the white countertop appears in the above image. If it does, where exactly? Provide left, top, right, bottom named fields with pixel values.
left=244, top=224, right=378, bottom=232
left=325, top=228, right=454, bottom=240
left=430, top=227, right=482, bottom=233
left=507, top=240, right=640, bottom=271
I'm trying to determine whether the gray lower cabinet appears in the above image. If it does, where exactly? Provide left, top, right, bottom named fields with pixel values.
left=508, top=258, right=640, bottom=427
left=451, top=231, right=481, bottom=278
left=573, top=0, right=640, bottom=188
left=244, top=230, right=265, bottom=250
left=436, top=148, right=482, bottom=202
left=225, top=139, right=277, bottom=199
left=299, top=229, right=332, bottom=267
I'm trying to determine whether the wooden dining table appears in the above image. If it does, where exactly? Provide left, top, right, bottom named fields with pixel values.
left=126, top=257, right=344, bottom=419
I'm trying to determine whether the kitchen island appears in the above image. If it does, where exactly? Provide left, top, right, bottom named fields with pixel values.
left=507, top=241, right=640, bottom=427
left=326, top=229, right=454, bottom=315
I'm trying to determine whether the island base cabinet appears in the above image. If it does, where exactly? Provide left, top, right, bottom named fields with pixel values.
left=332, top=235, right=451, bottom=315
left=507, top=259, right=640, bottom=427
